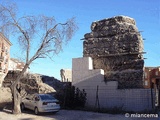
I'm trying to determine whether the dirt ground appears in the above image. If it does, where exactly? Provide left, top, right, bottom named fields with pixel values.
left=0, top=109, right=159, bottom=120
left=0, top=87, right=159, bottom=120
left=0, top=87, right=12, bottom=110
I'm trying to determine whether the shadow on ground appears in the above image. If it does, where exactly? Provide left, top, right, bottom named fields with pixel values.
left=0, top=102, right=12, bottom=111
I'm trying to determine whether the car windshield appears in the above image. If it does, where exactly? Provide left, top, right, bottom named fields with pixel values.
left=39, top=94, right=55, bottom=100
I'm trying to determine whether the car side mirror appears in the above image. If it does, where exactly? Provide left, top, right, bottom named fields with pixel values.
left=35, top=97, right=40, bottom=101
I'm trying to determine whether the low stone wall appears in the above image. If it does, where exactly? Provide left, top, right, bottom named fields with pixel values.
left=74, top=80, right=154, bottom=112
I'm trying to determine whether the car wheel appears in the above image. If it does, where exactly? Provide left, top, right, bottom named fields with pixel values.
left=34, top=107, right=39, bottom=115
left=21, top=103, right=25, bottom=111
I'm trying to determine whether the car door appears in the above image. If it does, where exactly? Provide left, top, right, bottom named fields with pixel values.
left=28, top=95, right=36, bottom=110
left=29, top=95, right=40, bottom=110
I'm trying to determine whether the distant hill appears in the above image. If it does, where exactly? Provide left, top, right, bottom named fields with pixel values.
left=3, top=71, right=56, bottom=94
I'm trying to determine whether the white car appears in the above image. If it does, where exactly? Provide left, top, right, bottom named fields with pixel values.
left=21, top=94, right=60, bottom=114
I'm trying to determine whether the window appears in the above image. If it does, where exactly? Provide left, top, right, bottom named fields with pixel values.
left=5, top=59, right=8, bottom=64
left=144, top=72, right=147, bottom=79
left=5, top=47, right=8, bottom=54
left=35, top=96, right=40, bottom=101
left=2, top=43, right=4, bottom=51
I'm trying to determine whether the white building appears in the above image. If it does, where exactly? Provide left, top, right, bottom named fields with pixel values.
left=8, top=58, right=28, bottom=72
left=60, top=69, right=72, bottom=82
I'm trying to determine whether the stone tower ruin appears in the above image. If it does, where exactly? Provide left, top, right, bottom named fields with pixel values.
left=83, top=16, right=144, bottom=88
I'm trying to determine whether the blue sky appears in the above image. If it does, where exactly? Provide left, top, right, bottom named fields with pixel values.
left=1, top=0, right=160, bottom=80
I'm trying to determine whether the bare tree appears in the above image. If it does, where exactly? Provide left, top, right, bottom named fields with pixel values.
left=0, top=3, right=78, bottom=114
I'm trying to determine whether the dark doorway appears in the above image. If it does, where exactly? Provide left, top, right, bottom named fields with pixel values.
left=155, top=78, right=160, bottom=108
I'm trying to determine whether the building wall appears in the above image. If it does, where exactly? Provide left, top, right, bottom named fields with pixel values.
left=8, top=58, right=27, bottom=72
left=144, top=67, right=160, bottom=88
left=144, top=67, right=152, bottom=88
left=8, top=59, right=17, bottom=70
left=0, top=33, right=12, bottom=87
left=64, top=69, right=72, bottom=82
left=151, top=68, right=160, bottom=78
left=72, top=57, right=154, bottom=112
left=72, top=57, right=104, bottom=85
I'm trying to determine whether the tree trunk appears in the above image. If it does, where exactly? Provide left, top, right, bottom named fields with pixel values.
left=11, top=82, right=21, bottom=114
left=10, top=62, right=30, bottom=114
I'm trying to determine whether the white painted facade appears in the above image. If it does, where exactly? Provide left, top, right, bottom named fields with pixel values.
left=8, top=58, right=28, bottom=72
left=72, top=57, right=104, bottom=85
left=63, top=69, right=72, bottom=82
left=72, top=57, right=154, bottom=112
left=8, top=59, right=17, bottom=70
